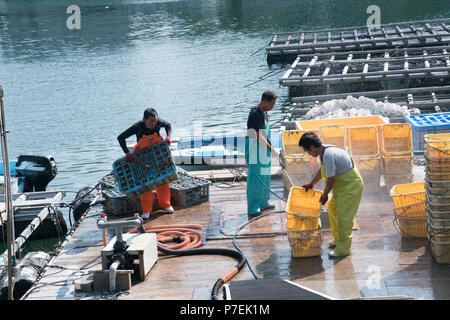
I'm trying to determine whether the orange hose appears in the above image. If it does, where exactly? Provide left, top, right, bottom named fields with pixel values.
left=127, top=223, right=204, bottom=254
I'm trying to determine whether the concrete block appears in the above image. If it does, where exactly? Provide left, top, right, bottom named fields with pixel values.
left=92, top=271, right=132, bottom=292
left=74, top=274, right=94, bottom=291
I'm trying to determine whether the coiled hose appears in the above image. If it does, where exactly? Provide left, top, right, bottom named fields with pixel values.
left=128, top=223, right=246, bottom=300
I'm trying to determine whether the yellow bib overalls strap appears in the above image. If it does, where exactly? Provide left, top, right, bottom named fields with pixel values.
left=320, top=146, right=364, bottom=256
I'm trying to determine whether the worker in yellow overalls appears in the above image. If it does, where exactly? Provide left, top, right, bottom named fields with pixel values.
left=299, top=132, right=364, bottom=258
left=117, top=108, right=173, bottom=219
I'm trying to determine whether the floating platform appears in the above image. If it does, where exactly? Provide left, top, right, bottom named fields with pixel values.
left=22, top=163, right=450, bottom=300
left=0, top=191, right=67, bottom=241
left=279, top=46, right=450, bottom=96
left=267, top=18, right=450, bottom=64
left=280, top=85, right=450, bottom=130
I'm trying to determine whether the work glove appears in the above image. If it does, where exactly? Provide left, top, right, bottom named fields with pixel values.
left=125, top=153, right=135, bottom=163
left=165, top=136, right=172, bottom=145
left=302, top=182, right=314, bottom=192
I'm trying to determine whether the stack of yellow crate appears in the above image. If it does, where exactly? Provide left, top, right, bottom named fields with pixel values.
left=425, top=133, right=450, bottom=264
left=285, top=187, right=323, bottom=257
left=348, top=126, right=381, bottom=191
left=390, top=182, right=427, bottom=238
left=319, top=124, right=347, bottom=150
left=281, top=130, right=319, bottom=193
left=381, top=124, right=414, bottom=193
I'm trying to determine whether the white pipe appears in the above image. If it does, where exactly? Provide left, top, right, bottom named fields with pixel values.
left=0, top=85, right=15, bottom=300
left=97, top=217, right=142, bottom=244
left=109, top=260, right=120, bottom=292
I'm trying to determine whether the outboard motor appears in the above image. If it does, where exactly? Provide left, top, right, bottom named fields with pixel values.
left=15, top=155, right=57, bottom=192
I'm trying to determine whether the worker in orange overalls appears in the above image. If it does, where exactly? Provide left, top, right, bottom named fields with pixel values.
left=117, top=108, right=173, bottom=219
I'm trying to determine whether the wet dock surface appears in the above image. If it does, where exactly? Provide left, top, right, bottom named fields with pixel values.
left=23, top=167, right=450, bottom=300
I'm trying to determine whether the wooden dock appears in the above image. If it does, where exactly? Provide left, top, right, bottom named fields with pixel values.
left=22, top=164, right=450, bottom=300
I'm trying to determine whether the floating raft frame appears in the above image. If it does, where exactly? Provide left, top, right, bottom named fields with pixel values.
left=280, top=85, right=450, bottom=130
left=267, top=18, right=450, bottom=64
left=279, top=46, right=450, bottom=96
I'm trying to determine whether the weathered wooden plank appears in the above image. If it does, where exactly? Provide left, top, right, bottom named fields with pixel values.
left=23, top=166, right=450, bottom=300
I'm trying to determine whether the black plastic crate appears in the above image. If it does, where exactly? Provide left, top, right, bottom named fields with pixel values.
left=170, top=172, right=211, bottom=208
left=103, top=188, right=142, bottom=216
left=100, top=172, right=142, bottom=216
left=99, top=171, right=117, bottom=189
left=112, top=141, right=178, bottom=198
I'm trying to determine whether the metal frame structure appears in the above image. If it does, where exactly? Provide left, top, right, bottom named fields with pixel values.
left=267, top=18, right=450, bottom=63
left=279, top=46, right=450, bottom=90
left=280, top=85, right=450, bottom=131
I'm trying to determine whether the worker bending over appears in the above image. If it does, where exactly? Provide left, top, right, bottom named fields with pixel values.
left=299, top=132, right=364, bottom=258
left=117, top=108, right=174, bottom=219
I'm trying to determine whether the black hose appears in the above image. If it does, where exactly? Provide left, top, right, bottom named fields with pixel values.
left=137, top=227, right=245, bottom=300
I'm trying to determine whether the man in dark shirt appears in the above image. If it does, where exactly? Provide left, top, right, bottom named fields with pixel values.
left=117, top=109, right=172, bottom=156
left=245, top=91, right=278, bottom=218
left=117, top=108, right=173, bottom=219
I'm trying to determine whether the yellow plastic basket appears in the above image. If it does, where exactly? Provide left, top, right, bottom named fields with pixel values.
left=382, top=154, right=413, bottom=175
left=319, top=124, right=347, bottom=149
left=287, top=228, right=322, bottom=257
left=283, top=154, right=317, bottom=176
left=286, top=187, right=323, bottom=217
left=381, top=123, right=413, bottom=156
left=425, top=133, right=450, bottom=150
left=348, top=125, right=380, bottom=157
left=394, top=202, right=426, bottom=218
left=282, top=130, right=307, bottom=155
left=426, top=178, right=450, bottom=190
left=384, top=174, right=413, bottom=193
left=425, top=159, right=450, bottom=173
left=425, top=147, right=450, bottom=160
left=390, top=182, right=426, bottom=210
left=425, top=168, right=450, bottom=181
left=286, top=187, right=322, bottom=231
left=353, top=156, right=381, bottom=175
left=426, top=182, right=450, bottom=197
left=427, top=198, right=450, bottom=211
left=425, top=133, right=450, bottom=160
left=426, top=191, right=450, bottom=205
left=427, top=227, right=450, bottom=243
left=395, top=216, right=427, bottom=238
left=286, top=212, right=320, bottom=231
left=429, top=238, right=450, bottom=264
left=427, top=215, right=450, bottom=233
left=427, top=208, right=450, bottom=220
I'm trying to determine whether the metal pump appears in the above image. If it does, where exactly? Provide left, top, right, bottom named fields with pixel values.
left=96, top=216, right=143, bottom=292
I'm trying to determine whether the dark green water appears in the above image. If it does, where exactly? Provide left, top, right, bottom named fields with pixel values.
left=0, top=0, right=449, bottom=192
